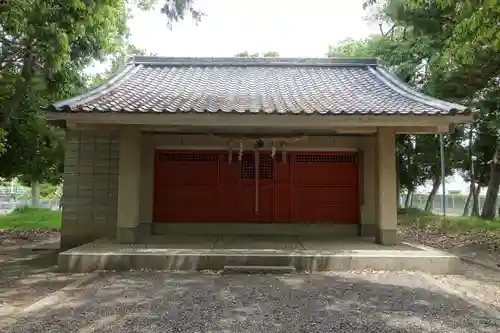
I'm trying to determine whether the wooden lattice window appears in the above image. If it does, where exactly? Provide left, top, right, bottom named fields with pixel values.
left=295, top=154, right=356, bottom=164
left=259, top=155, right=273, bottom=179
left=240, top=154, right=273, bottom=179
left=158, top=152, right=218, bottom=163
left=241, top=155, right=255, bottom=179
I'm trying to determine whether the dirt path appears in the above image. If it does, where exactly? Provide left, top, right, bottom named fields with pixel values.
left=401, top=227, right=500, bottom=312
left=0, top=231, right=89, bottom=328
left=401, top=226, right=500, bottom=269
left=1, top=228, right=500, bottom=331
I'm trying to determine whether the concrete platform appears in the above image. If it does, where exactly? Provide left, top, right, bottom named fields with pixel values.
left=58, top=236, right=461, bottom=274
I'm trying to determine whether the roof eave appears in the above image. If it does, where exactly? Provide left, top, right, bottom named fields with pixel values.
left=371, top=66, right=470, bottom=115
left=48, top=63, right=140, bottom=112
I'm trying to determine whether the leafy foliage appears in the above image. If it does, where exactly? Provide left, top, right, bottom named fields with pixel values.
left=0, top=0, right=133, bottom=201
left=135, top=0, right=204, bottom=28
left=91, top=44, right=156, bottom=87
left=0, top=101, right=65, bottom=187
left=0, top=0, right=201, bottom=207
left=328, top=33, right=464, bottom=198
left=356, top=0, right=500, bottom=217
left=0, top=0, right=130, bottom=127
left=235, top=51, right=280, bottom=57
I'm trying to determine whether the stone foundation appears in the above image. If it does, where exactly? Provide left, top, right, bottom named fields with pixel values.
left=58, top=237, right=462, bottom=274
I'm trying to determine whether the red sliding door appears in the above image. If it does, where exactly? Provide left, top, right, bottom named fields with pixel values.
left=153, top=150, right=359, bottom=224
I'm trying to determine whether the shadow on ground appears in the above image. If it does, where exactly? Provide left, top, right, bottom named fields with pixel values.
left=4, top=270, right=500, bottom=333
left=0, top=236, right=83, bottom=323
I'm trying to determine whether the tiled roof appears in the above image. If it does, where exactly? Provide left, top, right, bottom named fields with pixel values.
left=50, top=56, right=469, bottom=116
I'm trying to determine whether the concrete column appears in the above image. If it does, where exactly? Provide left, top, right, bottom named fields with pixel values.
left=139, top=133, right=155, bottom=224
left=117, top=126, right=142, bottom=243
left=360, top=137, right=376, bottom=237
left=375, top=127, right=399, bottom=245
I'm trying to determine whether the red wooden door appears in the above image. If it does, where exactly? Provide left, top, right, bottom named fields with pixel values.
left=154, top=151, right=220, bottom=222
left=153, top=150, right=360, bottom=224
left=290, top=152, right=360, bottom=224
left=238, top=153, right=275, bottom=222
left=154, top=150, right=278, bottom=223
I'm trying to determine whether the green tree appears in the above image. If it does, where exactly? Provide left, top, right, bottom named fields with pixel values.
left=0, top=106, right=64, bottom=207
left=475, top=88, right=500, bottom=218
left=0, top=0, right=130, bottom=205
left=0, top=0, right=130, bottom=128
left=361, top=0, right=500, bottom=217
left=236, top=51, right=280, bottom=57
left=235, top=51, right=260, bottom=57
left=327, top=34, right=465, bottom=209
left=262, top=51, right=280, bottom=57
left=0, top=0, right=201, bottom=207
left=91, top=44, right=156, bottom=87
left=135, top=0, right=204, bottom=28
left=1, top=0, right=205, bottom=128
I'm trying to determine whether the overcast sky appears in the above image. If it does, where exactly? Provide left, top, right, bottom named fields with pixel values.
left=127, top=0, right=379, bottom=57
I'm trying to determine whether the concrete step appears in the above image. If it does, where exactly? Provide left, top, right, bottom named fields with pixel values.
left=58, top=239, right=462, bottom=274
left=222, top=265, right=296, bottom=274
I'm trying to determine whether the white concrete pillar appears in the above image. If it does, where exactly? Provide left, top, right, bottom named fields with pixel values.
left=360, top=137, right=377, bottom=236
left=375, top=127, right=398, bottom=245
left=116, top=126, right=142, bottom=243
left=139, top=133, right=155, bottom=224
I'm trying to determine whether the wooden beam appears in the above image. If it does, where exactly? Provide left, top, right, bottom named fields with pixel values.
left=51, top=112, right=473, bottom=128
left=394, top=125, right=450, bottom=134
left=66, top=121, right=119, bottom=131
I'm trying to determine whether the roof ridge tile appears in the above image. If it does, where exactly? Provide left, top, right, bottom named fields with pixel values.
left=131, top=56, right=380, bottom=67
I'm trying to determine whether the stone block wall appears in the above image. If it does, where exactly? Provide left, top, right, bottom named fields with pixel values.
left=60, top=130, right=119, bottom=249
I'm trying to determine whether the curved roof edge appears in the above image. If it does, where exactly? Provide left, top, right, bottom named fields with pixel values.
left=49, top=63, right=141, bottom=111
left=369, top=67, right=470, bottom=115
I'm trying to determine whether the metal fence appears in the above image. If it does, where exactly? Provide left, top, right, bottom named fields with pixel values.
left=0, top=191, right=491, bottom=218
left=0, top=199, right=61, bottom=215
left=402, top=193, right=487, bottom=216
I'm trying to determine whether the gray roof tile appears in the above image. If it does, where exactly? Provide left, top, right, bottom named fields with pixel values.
left=50, top=57, right=469, bottom=116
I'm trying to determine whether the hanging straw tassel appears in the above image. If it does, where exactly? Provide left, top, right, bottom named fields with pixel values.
left=239, top=142, right=243, bottom=161
left=280, top=141, right=287, bottom=162
left=227, top=139, right=233, bottom=163
left=254, top=149, right=259, bottom=214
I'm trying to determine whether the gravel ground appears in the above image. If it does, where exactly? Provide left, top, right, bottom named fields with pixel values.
left=0, top=229, right=59, bottom=244
left=400, top=227, right=500, bottom=266
left=0, top=231, right=77, bottom=327
left=3, top=270, right=500, bottom=333
left=428, top=261, right=500, bottom=312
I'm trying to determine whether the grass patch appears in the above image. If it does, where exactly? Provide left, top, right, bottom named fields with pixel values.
left=398, top=208, right=500, bottom=233
left=0, top=207, right=61, bottom=229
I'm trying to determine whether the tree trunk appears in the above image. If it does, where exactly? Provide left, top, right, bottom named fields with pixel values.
left=463, top=189, right=473, bottom=216
left=404, top=191, right=413, bottom=208
left=472, top=185, right=481, bottom=216
left=425, top=175, right=441, bottom=212
left=481, top=150, right=500, bottom=219
left=31, top=179, right=40, bottom=208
